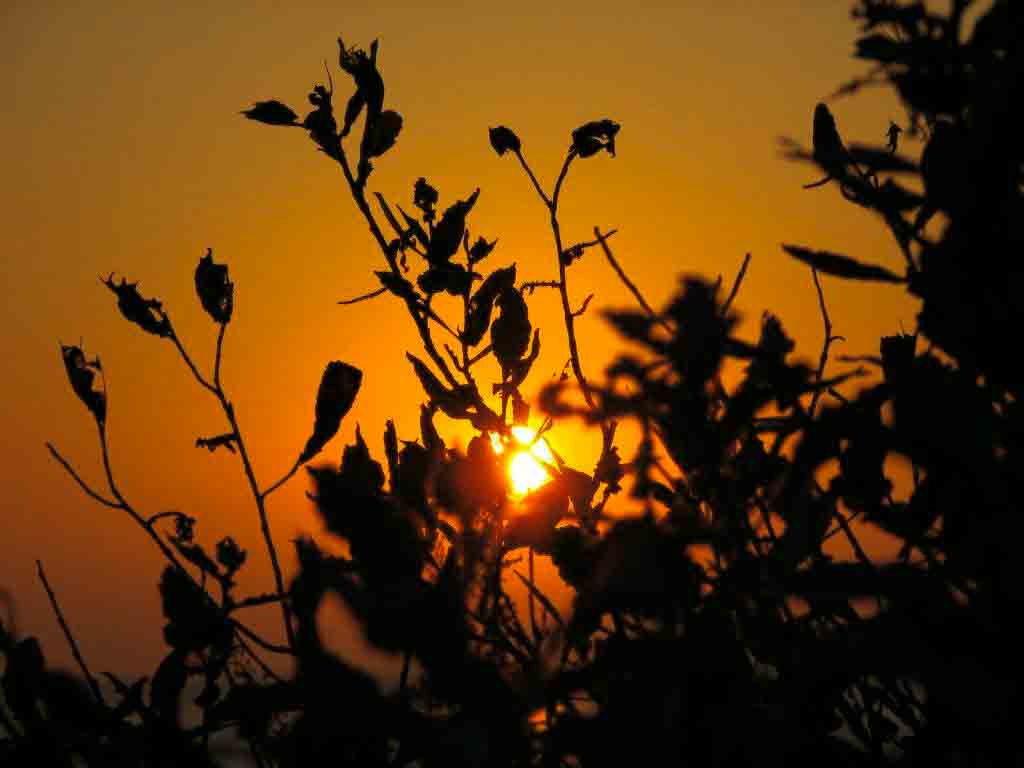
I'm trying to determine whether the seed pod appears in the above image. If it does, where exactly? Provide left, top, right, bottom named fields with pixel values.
left=61, top=344, right=106, bottom=425
left=299, top=361, right=363, bottom=463
left=491, top=284, right=531, bottom=376
left=571, top=119, right=620, bottom=158
left=102, top=275, right=171, bottom=338
left=488, top=126, right=521, bottom=156
left=194, top=248, right=233, bottom=324
left=812, top=103, right=847, bottom=177
left=413, top=177, right=439, bottom=221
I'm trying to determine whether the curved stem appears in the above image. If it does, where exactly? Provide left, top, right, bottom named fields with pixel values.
left=550, top=152, right=595, bottom=408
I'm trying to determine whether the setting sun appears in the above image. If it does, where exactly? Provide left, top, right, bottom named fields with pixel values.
left=490, top=426, right=555, bottom=496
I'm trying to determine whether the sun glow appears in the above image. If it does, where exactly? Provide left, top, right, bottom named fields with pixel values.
left=490, top=426, right=555, bottom=496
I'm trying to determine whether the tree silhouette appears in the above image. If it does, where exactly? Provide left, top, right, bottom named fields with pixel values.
left=3, top=1, right=1022, bottom=765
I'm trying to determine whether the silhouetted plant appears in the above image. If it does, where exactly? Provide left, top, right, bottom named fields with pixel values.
left=5, top=1, right=1022, bottom=765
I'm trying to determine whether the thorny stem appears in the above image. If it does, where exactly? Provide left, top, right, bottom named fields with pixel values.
left=37, top=560, right=105, bottom=706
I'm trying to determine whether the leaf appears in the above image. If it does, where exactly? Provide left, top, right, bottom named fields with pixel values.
left=406, top=353, right=449, bottom=403
left=299, top=361, right=363, bottom=463
left=366, top=109, right=403, bottom=158
left=782, top=244, right=905, bottom=283
left=396, top=204, right=430, bottom=251
left=426, top=189, right=480, bottom=266
left=241, top=100, right=299, bottom=125
left=462, top=264, right=516, bottom=346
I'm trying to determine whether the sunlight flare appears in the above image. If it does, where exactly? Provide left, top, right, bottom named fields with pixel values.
left=490, top=425, right=554, bottom=496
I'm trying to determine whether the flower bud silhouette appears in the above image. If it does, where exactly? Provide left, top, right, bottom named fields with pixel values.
left=102, top=275, right=171, bottom=338
left=489, top=126, right=521, bottom=156
left=194, top=248, right=233, bottom=324
left=571, top=119, right=620, bottom=158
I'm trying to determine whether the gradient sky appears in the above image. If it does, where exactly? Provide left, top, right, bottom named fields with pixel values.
left=1, top=1, right=918, bottom=681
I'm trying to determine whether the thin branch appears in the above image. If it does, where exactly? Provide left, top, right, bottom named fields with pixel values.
left=167, top=325, right=217, bottom=395
left=338, top=286, right=388, bottom=305
left=593, top=227, right=669, bottom=330
left=37, top=560, right=105, bottom=706
left=809, top=267, right=840, bottom=418
left=229, top=619, right=295, bottom=656
left=45, top=443, right=120, bottom=509
left=514, top=149, right=551, bottom=208
left=261, top=458, right=302, bottom=501
left=721, top=252, right=752, bottom=315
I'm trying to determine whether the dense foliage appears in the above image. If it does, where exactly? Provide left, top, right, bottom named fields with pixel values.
left=4, top=1, right=1022, bottom=765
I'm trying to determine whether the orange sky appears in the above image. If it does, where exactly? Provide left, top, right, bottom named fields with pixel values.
left=1, top=1, right=919, bottom=680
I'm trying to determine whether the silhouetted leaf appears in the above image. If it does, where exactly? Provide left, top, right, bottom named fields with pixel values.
left=462, top=264, right=516, bottom=346
left=413, top=177, right=439, bottom=221
left=782, top=244, right=905, bottom=283
left=426, top=189, right=480, bottom=265
left=299, top=361, right=363, bottom=463
left=241, top=100, right=299, bottom=125
left=365, top=109, right=402, bottom=157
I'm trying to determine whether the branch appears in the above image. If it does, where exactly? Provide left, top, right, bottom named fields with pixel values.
left=721, top=252, right=752, bottom=315
left=37, top=560, right=105, bottom=706
left=45, top=443, right=120, bottom=509
left=593, top=226, right=668, bottom=330
left=337, top=286, right=388, bottom=305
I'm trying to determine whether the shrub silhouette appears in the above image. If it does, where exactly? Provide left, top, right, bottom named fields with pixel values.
left=4, top=1, right=1022, bottom=765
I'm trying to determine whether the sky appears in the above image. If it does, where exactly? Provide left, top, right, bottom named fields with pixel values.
left=1, top=1, right=918, bottom=682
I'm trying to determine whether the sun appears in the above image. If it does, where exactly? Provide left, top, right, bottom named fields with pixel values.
left=490, top=426, right=555, bottom=496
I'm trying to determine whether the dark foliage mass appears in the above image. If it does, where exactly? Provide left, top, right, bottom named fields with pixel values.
left=7, top=1, right=1023, bottom=765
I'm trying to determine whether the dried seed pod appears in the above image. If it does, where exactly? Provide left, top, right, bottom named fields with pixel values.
left=571, top=119, right=620, bottom=158
left=488, top=125, right=521, bottom=156
left=61, top=344, right=106, bottom=425
left=299, top=361, right=363, bottom=463
left=194, top=248, right=233, bottom=324
left=102, top=275, right=171, bottom=337
left=491, top=284, right=531, bottom=376
left=413, top=177, right=439, bottom=221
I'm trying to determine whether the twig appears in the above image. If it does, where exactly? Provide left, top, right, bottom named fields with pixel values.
left=261, top=458, right=301, bottom=501
left=593, top=227, right=668, bottom=331
left=229, top=619, right=295, bottom=656
left=37, top=560, right=105, bottom=706
left=45, top=443, right=120, bottom=509
left=808, top=267, right=841, bottom=418
left=514, top=149, right=551, bottom=208
left=721, top=252, right=752, bottom=315
left=338, top=286, right=388, bottom=305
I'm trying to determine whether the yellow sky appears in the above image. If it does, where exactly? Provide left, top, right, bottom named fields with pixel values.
left=1, top=1, right=918, bottom=678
